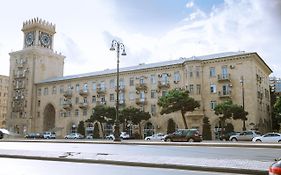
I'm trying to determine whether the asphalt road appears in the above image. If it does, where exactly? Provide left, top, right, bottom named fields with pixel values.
left=0, top=141, right=279, bottom=162
left=0, top=157, right=247, bottom=175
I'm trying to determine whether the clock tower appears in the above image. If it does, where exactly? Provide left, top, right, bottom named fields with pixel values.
left=7, top=18, right=65, bottom=134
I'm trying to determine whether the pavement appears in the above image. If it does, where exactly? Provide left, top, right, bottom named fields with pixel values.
left=1, top=139, right=280, bottom=175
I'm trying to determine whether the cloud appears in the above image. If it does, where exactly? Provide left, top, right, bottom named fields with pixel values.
left=186, top=0, right=194, bottom=8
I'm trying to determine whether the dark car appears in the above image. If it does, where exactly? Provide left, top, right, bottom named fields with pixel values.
left=219, top=131, right=240, bottom=141
left=163, top=129, right=202, bottom=142
left=0, top=131, right=3, bottom=139
left=25, top=132, right=44, bottom=139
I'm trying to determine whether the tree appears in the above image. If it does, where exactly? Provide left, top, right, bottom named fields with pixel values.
left=120, top=107, right=151, bottom=138
left=158, top=89, right=200, bottom=129
left=93, top=122, right=100, bottom=138
left=167, top=118, right=176, bottom=134
left=273, top=97, right=281, bottom=131
left=231, top=104, right=248, bottom=130
left=202, top=117, right=212, bottom=140
left=225, top=123, right=234, bottom=133
left=77, top=121, right=85, bottom=136
left=214, top=100, right=234, bottom=135
left=87, top=105, right=116, bottom=137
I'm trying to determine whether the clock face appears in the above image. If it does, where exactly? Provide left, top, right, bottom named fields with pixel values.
left=40, top=33, right=51, bottom=47
left=25, top=32, right=34, bottom=46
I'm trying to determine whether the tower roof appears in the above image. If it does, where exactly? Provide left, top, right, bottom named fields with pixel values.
left=22, top=17, right=56, bottom=34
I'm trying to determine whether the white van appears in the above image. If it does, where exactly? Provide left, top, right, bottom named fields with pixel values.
left=43, top=132, right=56, bottom=139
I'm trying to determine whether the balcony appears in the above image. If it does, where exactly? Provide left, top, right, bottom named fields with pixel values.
left=14, top=73, right=26, bottom=79
left=136, top=98, right=147, bottom=106
left=79, top=89, right=89, bottom=96
left=118, top=99, right=126, bottom=106
left=97, top=87, right=106, bottom=94
left=63, top=90, right=73, bottom=98
left=218, top=91, right=232, bottom=98
left=79, top=102, right=89, bottom=109
left=136, top=83, right=148, bottom=91
left=115, top=85, right=125, bottom=92
left=63, top=101, right=72, bottom=110
left=14, top=84, right=25, bottom=90
left=158, top=81, right=170, bottom=89
left=217, top=74, right=231, bottom=81
left=97, top=100, right=107, bottom=105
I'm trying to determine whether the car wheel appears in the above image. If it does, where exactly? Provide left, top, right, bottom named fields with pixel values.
left=188, top=138, right=194, bottom=142
left=278, top=140, right=281, bottom=143
left=256, top=139, right=262, bottom=142
left=231, top=138, right=238, bottom=142
left=166, top=138, right=172, bottom=142
left=147, top=138, right=150, bottom=141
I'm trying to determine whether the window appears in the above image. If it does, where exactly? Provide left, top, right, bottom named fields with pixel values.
left=151, top=90, right=157, bottom=99
left=110, top=94, right=114, bottom=102
left=221, top=66, right=228, bottom=78
left=110, top=79, right=115, bottom=89
left=75, top=97, right=79, bottom=104
left=129, top=92, right=134, bottom=101
left=92, top=82, right=96, bottom=91
left=129, top=77, right=134, bottom=86
left=52, top=86, right=57, bottom=94
left=210, top=84, right=216, bottom=93
left=196, top=84, right=201, bottom=95
left=189, top=66, right=193, bottom=77
left=150, top=74, right=156, bottom=84
left=151, top=104, right=156, bottom=116
left=60, top=85, right=64, bottom=94
left=174, top=71, right=180, bottom=82
left=210, top=101, right=216, bottom=110
left=83, top=109, right=87, bottom=116
left=140, top=77, right=145, bottom=84
left=119, top=78, right=125, bottom=88
left=83, top=97, right=88, bottom=103
left=43, top=88, right=48, bottom=95
left=196, top=66, right=200, bottom=77
left=37, top=100, right=41, bottom=107
left=92, top=96, right=96, bottom=103
left=222, top=84, right=230, bottom=95
left=210, top=67, right=216, bottom=77
left=75, top=109, right=79, bottom=117
left=75, top=84, right=80, bottom=92
left=140, top=91, right=145, bottom=100
left=120, top=93, right=125, bottom=103
left=83, top=83, right=88, bottom=92
left=59, top=98, right=64, bottom=106
left=189, top=84, right=194, bottom=94
left=37, top=88, right=41, bottom=96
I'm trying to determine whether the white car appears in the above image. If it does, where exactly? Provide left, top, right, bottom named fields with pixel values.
left=43, top=131, right=56, bottom=139
left=64, top=133, right=84, bottom=139
left=145, top=133, right=165, bottom=141
left=0, top=129, right=10, bottom=139
left=252, top=133, right=281, bottom=143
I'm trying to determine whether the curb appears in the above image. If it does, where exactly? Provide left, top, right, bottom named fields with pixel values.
left=0, top=154, right=268, bottom=175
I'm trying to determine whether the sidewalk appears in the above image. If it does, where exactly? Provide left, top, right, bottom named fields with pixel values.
left=0, top=140, right=274, bottom=175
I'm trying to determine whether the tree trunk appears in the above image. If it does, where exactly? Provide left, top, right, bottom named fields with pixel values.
left=181, top=111, right=188, bottom=129
left=139, top=123, right=142, bottom=139
left=100, top=122, right=104, bottom=138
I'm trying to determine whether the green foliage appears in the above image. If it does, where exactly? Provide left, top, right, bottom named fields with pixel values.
left=202, top=117, right=212, bottom=140
left=93, top=122, right=100, bottom=138
left=120, top=107, right=151, bottom=125
left=225, top=123, right=234, bottom=133
left=273, top=97, right=281, bottom=131
left=158, top=89, right=200, bottom=128
left=167, top=118, right=176, bottom=134
left=77, top=121, right=85, bottom=136
left=88, top=105, right=116, bottom=124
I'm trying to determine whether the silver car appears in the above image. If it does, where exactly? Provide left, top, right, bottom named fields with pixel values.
left=229, top=130, right=261, bottom=141
left=64, top=133, right=84, bottom=139
left=252, top=133, right=281, bottom=143
left=145, top=133, right=165, bottom=141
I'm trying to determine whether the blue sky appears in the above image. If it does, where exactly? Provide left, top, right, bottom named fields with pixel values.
left=0, top=0, right=280, bottom=77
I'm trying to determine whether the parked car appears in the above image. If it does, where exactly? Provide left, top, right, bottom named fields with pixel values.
left=219, top=131, right=240, bottom=141
left=105, top=134, right=115, bottom=140
left=269, top=158, right=281, bottom=175
left=229, top=130, right=261, bottom=141
left=145, top=133, right=165, bottom=141
left=86, top=134, right=93, bottom=139
left=43, top=131, right=56, bottom=139
left=64, top=133, right=84, bottom=139
left=25, top=132, right=44, bottom=139
left=252, top=133, right=281, bottom=143
left=0, top=131, right=3, bottom=139
left=120, top=132, right=130, bottom=139
left=163, top=129, right=202, bottom=142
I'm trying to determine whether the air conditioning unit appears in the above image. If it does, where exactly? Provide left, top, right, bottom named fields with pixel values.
left=230, top=65, right=235, bottom=69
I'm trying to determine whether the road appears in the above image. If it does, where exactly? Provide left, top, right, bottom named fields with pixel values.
left=0, top=157, right=246, bottom=175
left=0, top=141, right=279, bottom=162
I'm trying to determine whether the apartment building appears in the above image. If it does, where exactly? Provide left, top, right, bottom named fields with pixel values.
left=6, top=18, right=273, bottom=138
left=0, top=75, right=9, bottom=128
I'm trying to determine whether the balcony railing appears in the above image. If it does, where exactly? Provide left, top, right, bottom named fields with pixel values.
left=14, top=73, right=26, bottom=79
left=79, top=89, right=89, bottom=96
left=63, top=90, right=73, bottom=98
left=97, top=100, right=107, bottom=105
left=218, top=91, right=232, bottom=98
left=136, top=83, right=148, bottom=91
left=78, top=102, right=89, bottom=109
left=97, top=87, right=107, bottom=94
left=63, top=101, right=72, bottom=110
left=217, top=74, right=231, bottom=81
left=115, top=85, right=125, bottom=92
left=135, top=98, right=147, bottom=105
left=158, top=81, right=170, bottom=89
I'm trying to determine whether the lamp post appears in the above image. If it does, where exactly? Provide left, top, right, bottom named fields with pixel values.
left=110, top=40, right=126, bottom=141
left=240, top=76, right=246, bottom=131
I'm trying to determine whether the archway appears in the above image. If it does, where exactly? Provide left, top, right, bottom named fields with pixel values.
left=43, top=104, right=56, bottom=131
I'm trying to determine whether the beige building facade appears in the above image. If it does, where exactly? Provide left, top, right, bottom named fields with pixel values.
left=0, top=75, right=9, bottom=128
left=7, top=18, right=273, bottom=138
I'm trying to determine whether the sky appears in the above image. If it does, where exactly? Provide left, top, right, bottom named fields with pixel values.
left=0, top=0, right=280, bottom=77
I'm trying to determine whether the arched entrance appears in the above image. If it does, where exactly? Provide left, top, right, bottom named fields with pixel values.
left=43, top=104, right=56, bottom=131
left=143, top=122, right=154, bottom=138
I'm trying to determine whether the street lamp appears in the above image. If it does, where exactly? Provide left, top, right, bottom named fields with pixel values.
left=240, top=76, right=246, bottom=131
left=110, top=40, right=126, bottom=141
